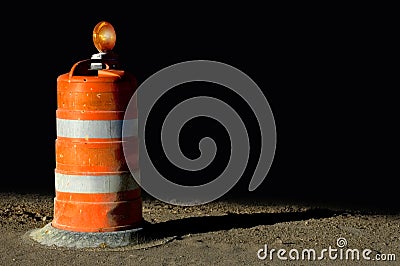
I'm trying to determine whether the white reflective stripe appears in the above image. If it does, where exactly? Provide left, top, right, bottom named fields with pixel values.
left=56, top=118, right=137, bottom=139
left=55, top=172, right=139, bottom=193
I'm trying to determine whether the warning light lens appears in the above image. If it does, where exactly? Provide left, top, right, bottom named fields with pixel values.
left=93, top=21, right=116, bottom=53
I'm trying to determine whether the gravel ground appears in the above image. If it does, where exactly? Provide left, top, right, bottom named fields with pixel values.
left=0, top=192, right=399, bottom=265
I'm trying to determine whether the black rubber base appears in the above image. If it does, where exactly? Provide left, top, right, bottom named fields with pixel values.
left=27, top=222, right=175, bottom=249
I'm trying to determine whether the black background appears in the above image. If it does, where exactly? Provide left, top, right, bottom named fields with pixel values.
left=1, top=6, right=396, bottom=211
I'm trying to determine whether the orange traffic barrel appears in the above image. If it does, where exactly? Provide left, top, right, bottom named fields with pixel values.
left=28, top=21, right=151, bottom=248
left=51, top=60, right=142, bottom=232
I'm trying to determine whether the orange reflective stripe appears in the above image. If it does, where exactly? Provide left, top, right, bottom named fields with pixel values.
left=55, top=139, right=138, bottom=173
left=52, top=197, right=142, bottom=232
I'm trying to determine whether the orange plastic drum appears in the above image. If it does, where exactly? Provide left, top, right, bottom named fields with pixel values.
left=52, top=60, right=141, bottom=232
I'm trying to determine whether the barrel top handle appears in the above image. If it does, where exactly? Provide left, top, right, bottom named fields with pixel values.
left=68, top=59, right=110, bottom=80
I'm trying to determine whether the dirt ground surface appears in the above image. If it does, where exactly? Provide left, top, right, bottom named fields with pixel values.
left=0, top=192, right=398, bottom=266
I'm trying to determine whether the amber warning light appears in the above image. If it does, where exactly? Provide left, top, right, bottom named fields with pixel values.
left=90, top=21, right=119, bottom=70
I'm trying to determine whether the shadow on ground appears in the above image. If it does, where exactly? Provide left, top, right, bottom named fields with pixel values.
left=142, top=208, right=340, bottom=241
